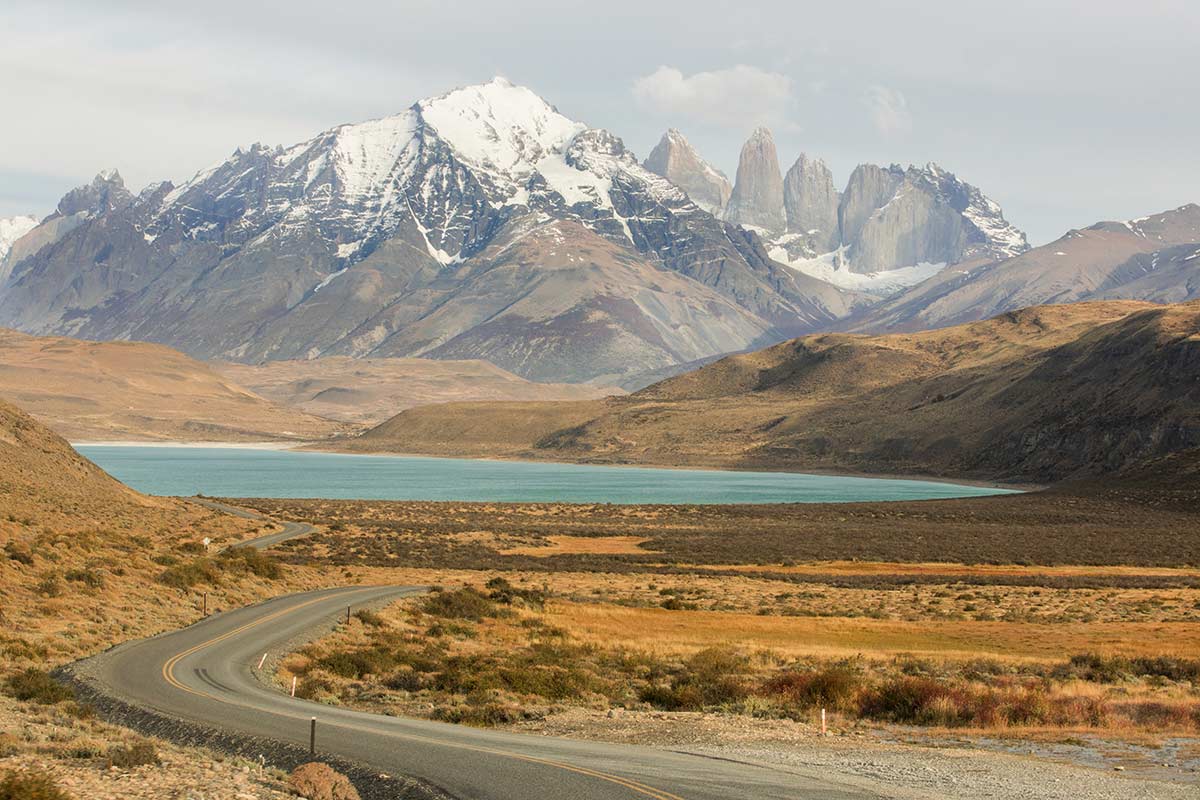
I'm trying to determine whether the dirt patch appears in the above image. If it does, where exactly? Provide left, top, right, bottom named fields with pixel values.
left=500, top=535, right=657, bottom=557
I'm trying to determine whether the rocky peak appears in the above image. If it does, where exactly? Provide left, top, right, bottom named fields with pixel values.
left=783, top=153, right=840, bottom=252
left=642, top=129, right=732, bottom=215
left=55, top=170, right=134, bottom=219
left=726, top=127, right=785, bottom=233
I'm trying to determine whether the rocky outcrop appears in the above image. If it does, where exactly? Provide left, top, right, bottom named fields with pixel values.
left=783, top=154, right=840, bottom=252
left=642, top=129, right=731, bottom=215
left=706, top=128, right=1028, bottom=285
left=726, top=127, right=785, bottom=233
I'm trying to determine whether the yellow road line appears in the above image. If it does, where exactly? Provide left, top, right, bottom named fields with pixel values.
left=162, top=588, right=687, bottom=800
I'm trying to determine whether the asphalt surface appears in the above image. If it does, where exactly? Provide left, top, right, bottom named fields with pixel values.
left=76, top=585, right=886, bottom=800
left=189, top=499, right=315, bottom=551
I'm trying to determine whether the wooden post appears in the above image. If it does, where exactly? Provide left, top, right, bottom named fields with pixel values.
left=347, top=605, right=351, bottom=625
left=309, top=717, right=316, bottom=756
left=202, top=592, right=208, bottom=616
left=821, top=708, right=827, bottom=736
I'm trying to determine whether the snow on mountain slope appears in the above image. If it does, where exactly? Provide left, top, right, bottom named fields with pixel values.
left=770, top=244, right=946, bottom=296
left=0, top=215, right=38, bottom=263
left=418, top=78, right=581, bottom=187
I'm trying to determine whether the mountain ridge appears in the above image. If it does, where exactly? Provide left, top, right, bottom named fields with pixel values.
left=0, top=78, right=863, bottom=383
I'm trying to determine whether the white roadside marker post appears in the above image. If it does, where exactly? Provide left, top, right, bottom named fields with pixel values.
left=291, top=676, right=297, bottom=697
left=258, top=653, right=268, bottom=670
left=821, top=708, right=827, bottom=736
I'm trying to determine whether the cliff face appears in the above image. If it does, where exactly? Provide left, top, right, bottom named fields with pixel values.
left=726, top=127, right=786, bottom=233
left=783, top=154, right=840, bottom=253
left=642, top=129, right=731, bottom=215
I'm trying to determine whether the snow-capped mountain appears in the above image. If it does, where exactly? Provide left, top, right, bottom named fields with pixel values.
left=0, top=79, right=863, bottom=384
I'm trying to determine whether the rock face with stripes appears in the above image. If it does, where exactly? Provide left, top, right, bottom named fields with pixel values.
left=0, top=79, right=862, bottom=384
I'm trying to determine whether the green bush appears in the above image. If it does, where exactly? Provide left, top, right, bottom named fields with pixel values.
left=5, top=668, right=73, bottom=705
left=0, top=769, right=72, bottom=800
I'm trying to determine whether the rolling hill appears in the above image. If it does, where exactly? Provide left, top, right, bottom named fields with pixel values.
left=0, top=328, right=348, bottom=441
left=216, top=355, right=618, bottom=425
left=338, top=300, right=1200, bottom=484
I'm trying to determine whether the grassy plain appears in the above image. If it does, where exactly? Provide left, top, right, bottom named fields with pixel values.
left=248, top=470, right=1200, bottom=742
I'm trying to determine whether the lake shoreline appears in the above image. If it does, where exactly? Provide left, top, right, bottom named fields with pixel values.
left=72, top=442, right=1025, bottom=504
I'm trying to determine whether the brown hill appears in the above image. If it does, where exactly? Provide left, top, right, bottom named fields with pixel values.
left=341, top=300, right=1200, bottom=484
left=216, top=356, right=619, bottom=425
left=0, top=398, right=314, bottom=663
left=0, top=398, right=159, bottom=524
left=0, top=328, right=349, bottom=441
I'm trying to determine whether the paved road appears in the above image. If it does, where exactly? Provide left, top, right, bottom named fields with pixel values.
left=76, top=585, right=885, bottom=800
left=189, top=499, right=315, bottom=551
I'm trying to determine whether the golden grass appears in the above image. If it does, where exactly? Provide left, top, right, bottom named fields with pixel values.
left=545, top=601, right=1200, bottom=662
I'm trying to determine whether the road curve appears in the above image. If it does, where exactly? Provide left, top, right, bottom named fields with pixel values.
left=72, top=585, right=885, bottom=800
left=189, top=498, right=315, bottom=551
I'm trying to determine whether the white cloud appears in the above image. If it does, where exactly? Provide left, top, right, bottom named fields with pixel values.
left=865, top=85, right=913, bottom=136
left=631, top=65, right=793, bottom=128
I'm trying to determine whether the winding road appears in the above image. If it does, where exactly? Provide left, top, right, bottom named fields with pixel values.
left=190, top=499, right=315, bottom=551
left=74, top=584, right=885, bottom=800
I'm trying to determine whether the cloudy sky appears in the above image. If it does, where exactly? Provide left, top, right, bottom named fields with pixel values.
left=2, top=0, right=1196, bottom=244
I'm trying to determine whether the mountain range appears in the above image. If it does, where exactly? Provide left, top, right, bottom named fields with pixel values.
left=0, top=78, right=1197, bottom=388
left=0, top=79, right=861, bottom=384
left=640, top=127, right=1029, bottom=292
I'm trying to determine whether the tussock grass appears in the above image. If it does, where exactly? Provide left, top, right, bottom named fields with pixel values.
left=0, top=769, right=72, bottom=800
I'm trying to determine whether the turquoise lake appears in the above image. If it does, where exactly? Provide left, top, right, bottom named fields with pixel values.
left=73, top=445, right=1018, bottom=505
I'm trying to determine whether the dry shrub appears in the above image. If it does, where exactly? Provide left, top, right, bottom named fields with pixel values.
left=420, top=588, right=499, bottom=621
left=287, top=762, right=361, bottom=800
left=760, top=666, right=864, bottom=713
left=352, top=609, right=384, bottom=627
left=219, top=546, right=282, bottom=579
left=5, top=668, right=73, bottom=705
left=640, top=647, right=751, bottom=710
left=0, top=769, right=72, bottom=800
left=105, top=741, right=160, bottom=769
left=4, top=542, right=34, bottom=566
